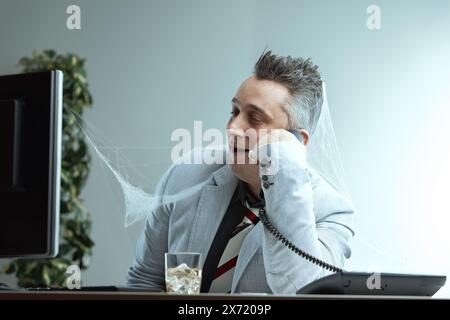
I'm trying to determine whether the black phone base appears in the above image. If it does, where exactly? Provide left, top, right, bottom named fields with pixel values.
left=296, top=272, right=446, bottom=297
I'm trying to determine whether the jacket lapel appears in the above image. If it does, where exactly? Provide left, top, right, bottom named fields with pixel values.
left=187, top=165, right=239, bottom=267
left=231, top=222, right=262, bottom=292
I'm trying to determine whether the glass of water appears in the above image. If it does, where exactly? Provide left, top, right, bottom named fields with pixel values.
left=165, top=252, right=202, bottom=294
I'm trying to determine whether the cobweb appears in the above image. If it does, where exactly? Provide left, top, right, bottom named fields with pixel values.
left=68, top=109, right=210, bottom=228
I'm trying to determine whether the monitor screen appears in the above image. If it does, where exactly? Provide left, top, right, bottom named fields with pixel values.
left=0, top=70, right=62, bottom=258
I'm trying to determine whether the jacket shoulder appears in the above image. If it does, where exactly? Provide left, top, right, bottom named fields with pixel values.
left=162, top=147, right=228, bottom=195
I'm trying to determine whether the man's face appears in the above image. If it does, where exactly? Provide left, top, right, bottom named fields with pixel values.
left=227, top=75, right=290, bottom=184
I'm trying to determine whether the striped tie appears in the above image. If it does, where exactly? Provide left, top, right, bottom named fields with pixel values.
left=209, top=204, right=260, bottom=293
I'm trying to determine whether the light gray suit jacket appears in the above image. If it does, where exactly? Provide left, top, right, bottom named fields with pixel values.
left=127, top=141, right=355, bottom=294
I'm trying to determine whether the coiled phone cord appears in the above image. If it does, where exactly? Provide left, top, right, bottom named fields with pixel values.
left=258, top=207, right=343, bottom=273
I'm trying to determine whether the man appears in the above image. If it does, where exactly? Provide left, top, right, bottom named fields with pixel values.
left=127, top=51, right=355, bottom=294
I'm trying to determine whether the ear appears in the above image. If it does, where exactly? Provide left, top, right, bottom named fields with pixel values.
left=299, top=129, right=310, bottom=146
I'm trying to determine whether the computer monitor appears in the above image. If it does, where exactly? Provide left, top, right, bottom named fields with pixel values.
left=0, top=70, right=62, bottom=258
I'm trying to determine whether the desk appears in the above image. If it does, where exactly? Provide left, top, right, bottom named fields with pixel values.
left=0, top=291, right=433, bottom=300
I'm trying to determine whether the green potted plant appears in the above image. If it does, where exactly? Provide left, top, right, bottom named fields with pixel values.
left=2, top=50, right=95, bottom=288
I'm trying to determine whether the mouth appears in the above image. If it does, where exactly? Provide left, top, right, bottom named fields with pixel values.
left=229, top=145, right=253, bottom=165
left=232, top=146, right=249, bottom=153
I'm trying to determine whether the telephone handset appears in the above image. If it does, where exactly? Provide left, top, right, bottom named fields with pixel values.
left=258, top=129, right=343, bottom=273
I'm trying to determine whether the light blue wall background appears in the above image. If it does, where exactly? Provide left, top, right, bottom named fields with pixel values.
left=1, top=0, right=449, bottom=297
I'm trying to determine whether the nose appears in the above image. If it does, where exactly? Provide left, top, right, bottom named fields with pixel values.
left=227, top=115, right=248, bottom=147
left=227, top=114, right=248, bottom=131
left=227, top=127, right=245, bottom=149
left=227, top=113, right=262, bottom=151
left=227, top=128, right=245, bottom=139
left=227, top=128, right=259, bottom=151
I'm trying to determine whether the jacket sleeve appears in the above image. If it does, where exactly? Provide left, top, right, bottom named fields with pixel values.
left=259, top=140, right=355, bottom=294
left=126, top=168, right=174, bottom=291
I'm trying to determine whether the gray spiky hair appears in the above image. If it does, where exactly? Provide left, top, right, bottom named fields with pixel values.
left=254, top=50, right=323, bottom=134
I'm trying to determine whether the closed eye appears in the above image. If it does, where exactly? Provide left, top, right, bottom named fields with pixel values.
left=230, top=106, right=240, bottom=117
left=248, top=114, right=263, bottom=124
